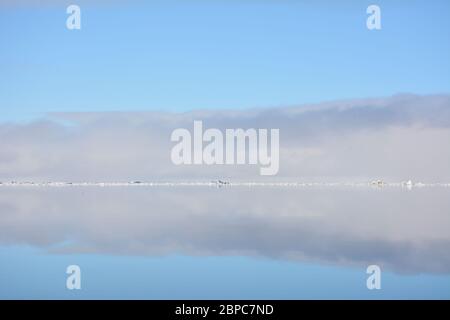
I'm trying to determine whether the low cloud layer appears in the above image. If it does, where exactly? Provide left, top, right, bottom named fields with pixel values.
left=1, top=93, right=450, bottom=182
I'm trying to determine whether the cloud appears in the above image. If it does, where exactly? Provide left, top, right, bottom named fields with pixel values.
left=1, top=93, right=450, bottom=182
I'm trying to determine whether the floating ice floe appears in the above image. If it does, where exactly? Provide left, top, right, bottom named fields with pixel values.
left=1, top=180, right=450, bottom=189
left=370, top=179, right=385, bottom=187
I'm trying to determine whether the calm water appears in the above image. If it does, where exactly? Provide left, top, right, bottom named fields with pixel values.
left=1, top=186, right=449, bottom=299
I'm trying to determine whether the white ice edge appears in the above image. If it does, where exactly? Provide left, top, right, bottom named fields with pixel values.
left=0, top=180, right=449, bottom=188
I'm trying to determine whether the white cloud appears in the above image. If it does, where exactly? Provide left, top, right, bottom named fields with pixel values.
left=1, top=93, right=450, bottom=182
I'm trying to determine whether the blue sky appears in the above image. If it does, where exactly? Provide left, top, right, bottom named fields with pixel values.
left=1, top=0, right=450, bottom=121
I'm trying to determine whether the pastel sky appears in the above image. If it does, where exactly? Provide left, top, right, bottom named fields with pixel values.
left=1, top=1, right=450, bottom=300
left=1, top=0, right=450, bottom=120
